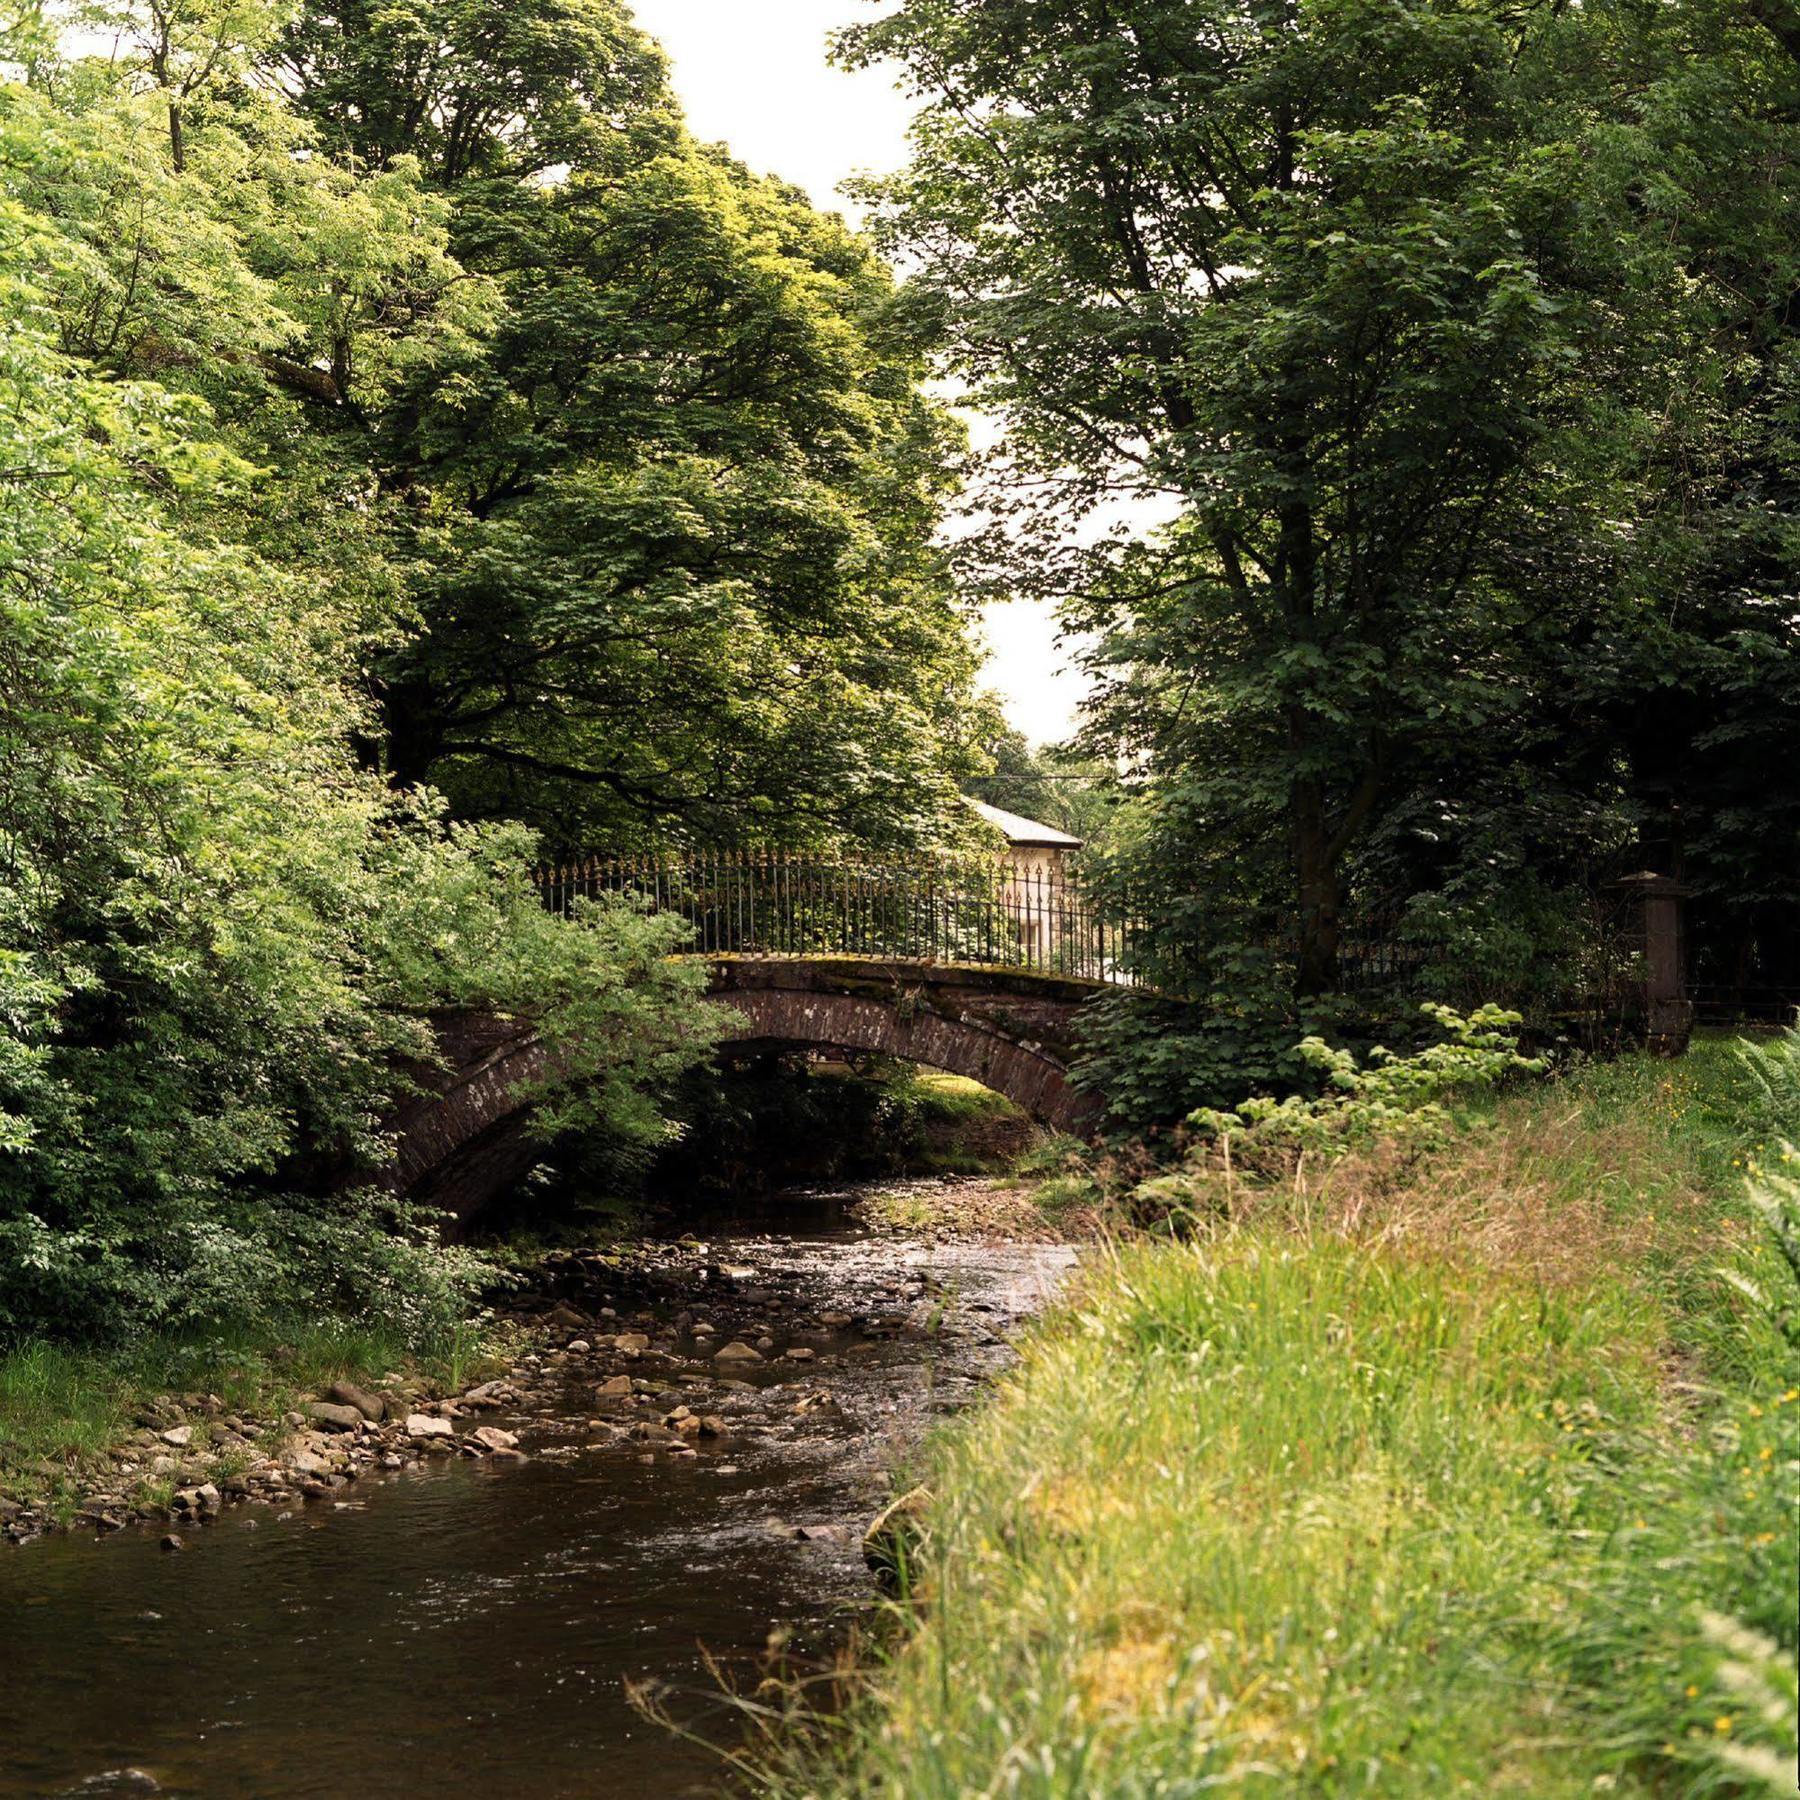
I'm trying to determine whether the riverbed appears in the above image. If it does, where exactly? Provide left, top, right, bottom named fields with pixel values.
left=0, top=1193, right=1073, bottom=1799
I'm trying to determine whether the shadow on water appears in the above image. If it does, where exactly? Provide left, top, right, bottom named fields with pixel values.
left=0, top=1201, right=1072, bottom=1800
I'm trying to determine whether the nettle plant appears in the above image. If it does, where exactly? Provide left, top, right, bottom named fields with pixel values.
left=1187, top=1003, right=1546, bottom=1163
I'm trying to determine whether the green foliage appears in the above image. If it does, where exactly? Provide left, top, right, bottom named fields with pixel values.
left=0, top=19, right=719, bottom=1344
left=1696, top=1613, right=1800, bottom=1797
left=843, top=0, right=1800, bottom=1027
left=1739, top=1025, right=1800, bottom=1145
left=963, top=720, right=1119, bottom=847
left=1729, top=1028, right=1800, bottom=1352
left=257, top=0, right=990, bottom=853
left=761, top=1045, right=1798, bottom=1798
left=1186, top=1003, right=1546, bottom=1158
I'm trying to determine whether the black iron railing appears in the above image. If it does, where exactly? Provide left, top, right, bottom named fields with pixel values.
left=533, top=852, right=1665, bottom=1033
left=534, top=850, right=1139, bottom=984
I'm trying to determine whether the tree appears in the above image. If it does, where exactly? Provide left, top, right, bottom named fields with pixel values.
left=376, top=145, right=981, bottom=850
left=80, top=0, right=289, bottom=170
left=0, top=18, right=720, bottom=1341
left=265, top=0, right=986, bottom=853
left=272, top=0, right=677, bottom=184
left=964, top=719, right=1119, bottom=845
left=841, top=0, right=1800, bottom=1007
left=841, top=0, right=1621, bottom=992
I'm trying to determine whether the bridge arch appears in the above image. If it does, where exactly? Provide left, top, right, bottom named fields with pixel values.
left=386, top=959, right=1102, bottom=1229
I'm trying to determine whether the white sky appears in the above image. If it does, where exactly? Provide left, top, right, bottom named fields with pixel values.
left=631, top=0, right=1092, bottom=748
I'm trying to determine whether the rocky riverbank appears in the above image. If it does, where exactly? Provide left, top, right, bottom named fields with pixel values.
left=1, top=1179, right=1070, bottom=1549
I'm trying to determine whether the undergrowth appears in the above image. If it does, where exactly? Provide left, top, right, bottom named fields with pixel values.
left=749, top=1029, right=1800, bottom=1797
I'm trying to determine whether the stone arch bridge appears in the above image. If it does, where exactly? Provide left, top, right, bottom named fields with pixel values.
left=388, top=957, right=1106, bottom=1228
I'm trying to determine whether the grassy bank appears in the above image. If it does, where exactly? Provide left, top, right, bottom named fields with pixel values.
left=0, top=1316, right=503, bottom=1521
left=762, top=1039, right=1799, bottom=1796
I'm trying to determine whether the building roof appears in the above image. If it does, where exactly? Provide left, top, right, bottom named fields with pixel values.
left=966, top=797, right=1084, bottom=850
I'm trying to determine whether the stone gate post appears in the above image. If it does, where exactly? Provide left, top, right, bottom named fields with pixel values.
left=1614, top=872, right=1694, bottom=1057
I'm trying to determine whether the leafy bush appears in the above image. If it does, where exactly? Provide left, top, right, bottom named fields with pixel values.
left=1187, top=1002, right=1547, bottom=1157
left=0, top=132, right=715, bottom=1346
left=1125, top=1004, right=1545, bottom=1222
left=1739, top=1023, right=1800, bottom=1144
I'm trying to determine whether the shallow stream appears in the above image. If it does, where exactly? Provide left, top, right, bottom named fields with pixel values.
left=0, top=1194, right=1072, bottom=1800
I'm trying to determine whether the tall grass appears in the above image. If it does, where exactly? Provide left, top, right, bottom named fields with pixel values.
left=757, top=1040, right=1799, bottom=1796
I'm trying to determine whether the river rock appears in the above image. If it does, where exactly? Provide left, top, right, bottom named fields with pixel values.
left=784, top=1347, right=815, bottom=1362
left=595, top=1374, right=633, bottom=1399
left=327, top=1380, right=386, bottom=1422
left=160, top=1533, right=184, bottom=1552
left=470, top=1425, right=518, bottom=1452
left=613, top=1332, right=650, bottom=1354
left=306, top=1402, right=364, bottom=1433
left=159, top=1425, right=193, bottom=1448
left=404, top=1413, right=454, bottom=1439
left=714, top=1341, right=763, bottom=1364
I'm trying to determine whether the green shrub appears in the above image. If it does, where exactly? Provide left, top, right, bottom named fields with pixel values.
left=1188, top=1002, right=1546, bottom=1154
left=0, top=181, right=716, bottom=1345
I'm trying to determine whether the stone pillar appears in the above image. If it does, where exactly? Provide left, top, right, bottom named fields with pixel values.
left=1614, top=873, right=1694, bottom=1057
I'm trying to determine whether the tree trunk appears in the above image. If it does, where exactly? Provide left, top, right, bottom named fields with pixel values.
left=167, top=101, right=185, bottom=173
left=380, top=671, right=446, bottom=789
left=1293, top=774, right=1341, bottom=997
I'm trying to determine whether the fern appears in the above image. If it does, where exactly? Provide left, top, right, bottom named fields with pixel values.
left=1738, top=1024, right=1800, bottom=1141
